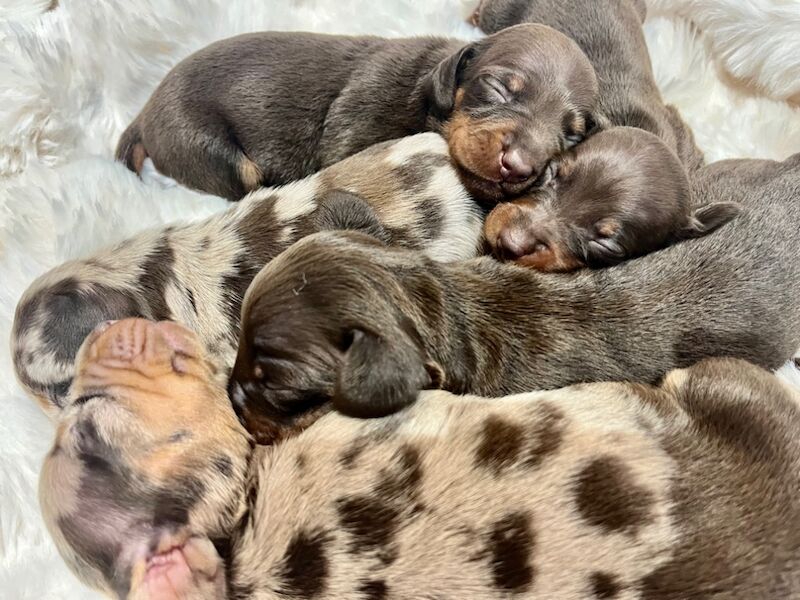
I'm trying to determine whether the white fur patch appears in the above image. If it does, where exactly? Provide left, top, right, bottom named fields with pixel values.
left=386, top=132, right=451, bottom=166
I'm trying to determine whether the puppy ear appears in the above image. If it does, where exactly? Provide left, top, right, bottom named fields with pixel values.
left=333, top=328, right=434, bottom=419
left=422, top=42, right=479, bottom=121
left=314, top=189, right=391, bottom=244
left=678, top=202, right=741, bottom=240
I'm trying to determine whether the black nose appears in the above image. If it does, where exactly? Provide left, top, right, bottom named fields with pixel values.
left=500, top=148, right=534, bottom=182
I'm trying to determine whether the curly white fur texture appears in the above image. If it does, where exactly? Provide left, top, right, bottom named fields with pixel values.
left=1, top=0, right=799, bottom=597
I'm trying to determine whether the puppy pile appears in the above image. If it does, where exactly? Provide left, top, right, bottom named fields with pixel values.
left=9, top=0, right=800, bottom=598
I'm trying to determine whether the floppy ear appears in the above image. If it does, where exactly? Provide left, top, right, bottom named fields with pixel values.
left=314, top=189, right=391, bottom=244
left=333, top=327, right=435, bottom=419
left=422, top=41, right=479, bottom=121
left=678, top=202, right=741, bottom=240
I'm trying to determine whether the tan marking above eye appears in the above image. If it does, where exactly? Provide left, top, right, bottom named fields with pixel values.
left=507, top=76, right=524, bottom=94
left=253, top=365, right=264, bottom=380
left=454, top=88, right=465, bottom=109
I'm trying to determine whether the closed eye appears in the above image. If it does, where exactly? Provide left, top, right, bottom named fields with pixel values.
left=73, top=392, right=110, bottom=406
left=482, top=76, right=511, bottom=103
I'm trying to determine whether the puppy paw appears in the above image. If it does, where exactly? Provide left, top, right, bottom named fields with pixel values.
left=131, top=535, right=226, bottom=600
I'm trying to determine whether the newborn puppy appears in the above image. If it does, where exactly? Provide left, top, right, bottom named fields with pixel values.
left=117, top=24, right=598, bottom=202
left=13, top=133, right=483, bottom=414
left=40, top=318, right=800, bottom=598
left=228, top=153, right=800, bottom=424
left=484, top=127, right=740, bottom=271
left=472, top=0, right=706, bottom=171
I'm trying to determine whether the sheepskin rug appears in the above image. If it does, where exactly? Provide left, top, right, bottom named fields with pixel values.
left=1, top=0, right=799, bottom=597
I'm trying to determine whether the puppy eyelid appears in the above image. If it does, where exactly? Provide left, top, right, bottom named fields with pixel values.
left=482, top=76, right=511, bottom=102
left=73, top=393, right=109, bottom=405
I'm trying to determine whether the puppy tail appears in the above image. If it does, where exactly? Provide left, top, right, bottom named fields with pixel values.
left=678, top=202, right=742, bottom=240
left=115, top=117, right=148, bottom=175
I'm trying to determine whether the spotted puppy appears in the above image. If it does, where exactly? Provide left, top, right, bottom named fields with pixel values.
left=13, top=133, right=483, bottom=415
left=41, top=318, right=800, bottom=599
left=473, top=0, right=705, bottom=172
left=117, top=24, right=599, bottom=202
left=483, top=127, right=739, bottom=271
left=229, top=153, right=800, bottom=426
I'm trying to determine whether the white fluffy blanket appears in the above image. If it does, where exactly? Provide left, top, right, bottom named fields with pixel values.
left=1, top=1, right=799, bottom=597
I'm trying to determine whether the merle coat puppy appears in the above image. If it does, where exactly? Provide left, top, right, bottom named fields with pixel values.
left=41, top=318, right=800, bottom=599
left=472, top=0, right=705, bottom=171
left=228, top=153, right=800, bottom=428
left=117, top=24, right=598, bottom=202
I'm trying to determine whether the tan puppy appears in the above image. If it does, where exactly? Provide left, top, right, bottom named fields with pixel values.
left=42, top=318, right=800, bottom=598
left=483, top=128, right=739, bottom=271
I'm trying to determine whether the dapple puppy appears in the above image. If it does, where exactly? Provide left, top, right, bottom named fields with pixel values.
left=229, top=154, right=800, bottom=423
left=41, top=318, right=800, bottom=599
left=472, top=0, right=705, bottom=171
left=483, top=128, right=739, bottom=271
left=13, top=133, right=483, bottom=414
left=117, top=24, right=599, bottom=202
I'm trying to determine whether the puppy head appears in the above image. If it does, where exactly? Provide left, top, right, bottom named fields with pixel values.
left=39, top=318, right=251, bottom=599
left=424, top=23, right=599, bottom=202
left=229, top=231, right=441, bottom=444
left=485, top=127, right=739, bottom=271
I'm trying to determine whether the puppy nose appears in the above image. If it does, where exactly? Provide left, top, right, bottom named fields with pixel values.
left=497, top=227, right=534, bottom=259
left=500, top=148, right=534, bottom=182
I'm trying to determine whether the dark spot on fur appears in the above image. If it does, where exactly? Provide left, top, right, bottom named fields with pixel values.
left=794, top=357, right=800, bottom=369
left=375, top=445, right=422, bottom=498
left=314, top=190, right=391, bottom=243
left=591, top=572, right=621, bottom=598
left=200, top=236, right=212, bottom=251
left=137, top=237, right=176, bottom=321
left=295, top=453, right=307, bottom=472
left=168, top=430, right=190, bottom=443
left=524, top=403, right=564, bottom=469
left=475, top=415, right=524, bottom=474
left=340, top=438, right=369, bottom=470
left=212, top=455, right=233, bottom=477
left=418, top=196, right=443, bottom=241
left=358, top=579, right=388, bottom=600
left=152, top=476, right=205, bottom=527
left=574, top=457, right=653, bottom=534
left=393, top=153, right=449, bottom=196
left=278, top=529, right=330, bottom=598
left=186, top=288, right=197, bottom=314
left=337, top=495, right=400, bottom=554
left=486, top=512, right=535, bottom=593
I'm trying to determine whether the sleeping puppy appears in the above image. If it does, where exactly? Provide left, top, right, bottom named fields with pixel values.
left=13, top=133, right=483, bottom=414
left=228, top=153, right=800, bottom=425
left=40, top=318, right=800, bottom=598
left=483, top=127, right=739, bottom=271
left=472, top=0, right=706, bottom=172
left=116, top=24, right=599, bottom=202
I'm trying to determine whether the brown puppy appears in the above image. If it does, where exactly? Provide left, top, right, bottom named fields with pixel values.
left=39, top=319, right=800, bottom=598
left=483, top=127, right=739, bottom=271
left=228, top=153, right=800, bottom=425
left=472, top=0, right=705, bottom=172
left=116, top=24, right=598, bottom=202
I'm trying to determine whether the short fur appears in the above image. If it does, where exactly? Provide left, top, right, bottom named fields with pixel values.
left=483, top=127, right=739, bottom=271
left=473, top=0, right=706, bottom=171
left=13, top=133, right=483, bottom=414
left=40, top=319, right=800, bottom=598
left=115, top=24, right=597, bottom=202
left=229, top=153, right=800, bottom=427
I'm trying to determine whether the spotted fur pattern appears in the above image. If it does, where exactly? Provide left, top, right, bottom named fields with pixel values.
left=40, top=322, right=800, bottom=598
left=12, top=133, right=483, bottom=414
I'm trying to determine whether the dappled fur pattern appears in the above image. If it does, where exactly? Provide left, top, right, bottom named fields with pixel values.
left=40, top=320, right=800, bottom=598
left=12, top=133, right=482, bottom=415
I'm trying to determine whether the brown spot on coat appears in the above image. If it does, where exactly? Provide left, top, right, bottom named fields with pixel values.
left=524, top=403, right=564, bottom=468
left=277, top=529, right=331, bottom=598
left=591, top=572, right=621, bottom=598
left=358, top=579, right=388, bottom=600
left=486, top=512, right=535, bottom=593
left=475, top=415, right=524, bottom=474
left=573, top=457, right=654, bottom=534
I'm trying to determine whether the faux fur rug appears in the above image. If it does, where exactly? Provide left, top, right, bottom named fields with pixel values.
left=1, top=1, right=799, bottom=597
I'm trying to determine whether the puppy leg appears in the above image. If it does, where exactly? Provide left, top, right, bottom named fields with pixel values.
left=130, top=534, right=226, bottom=600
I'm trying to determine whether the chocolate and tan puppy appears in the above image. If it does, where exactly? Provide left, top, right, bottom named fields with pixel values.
left=117, top=24, right=598, bottom=202
left=40, top=318, right=800, bottom=598
left=483, top=127, right=739, bottom=271
left=229, top=153, right=800, bottom=423
left=472, top=0, right=705, bottom=171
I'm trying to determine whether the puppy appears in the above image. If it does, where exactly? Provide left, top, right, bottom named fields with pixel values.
left=228, top=153, right=800, bottom=424
left=40, top=318, right=800, bottom=598
left=13, top=133, right=483, bottom=414
left=116, top=25, right=598, bottom=202
left=472, top=0, right=706, bottom=172
left=483, top=127, right=740, bottom=271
